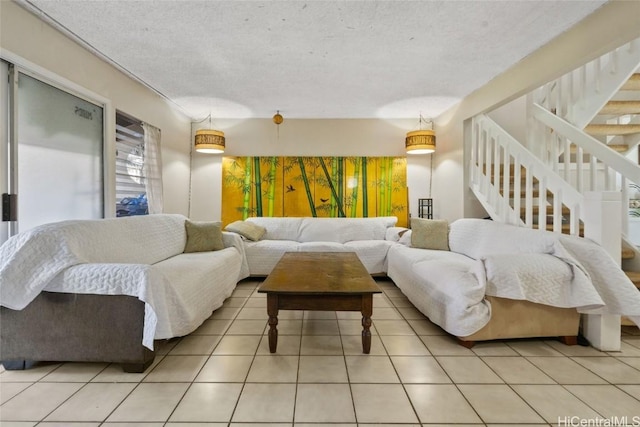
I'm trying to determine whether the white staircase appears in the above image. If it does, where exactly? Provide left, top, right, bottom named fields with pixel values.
left=469, top=37, right=640, bottom=350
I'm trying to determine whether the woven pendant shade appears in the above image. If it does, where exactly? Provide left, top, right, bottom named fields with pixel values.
left=405, top=129, right=435, bottom=154
left=195, top=129, right=225, bottom=153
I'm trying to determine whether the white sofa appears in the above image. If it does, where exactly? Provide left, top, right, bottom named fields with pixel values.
left=241, top=216, right=399, bottom=275
left=0, top=214, right=249, bottom=371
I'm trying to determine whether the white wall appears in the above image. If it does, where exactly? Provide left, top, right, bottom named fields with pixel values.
left=190, top=118, right=435, bottom=221
left=0, top=1, right=192, bottom=216
left=434, top=1, right=640, bottom=221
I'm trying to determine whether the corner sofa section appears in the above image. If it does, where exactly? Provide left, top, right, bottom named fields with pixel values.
left=0, top=214, right=248, bottom=372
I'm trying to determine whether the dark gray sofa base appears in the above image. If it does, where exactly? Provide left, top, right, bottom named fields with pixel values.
left=0, top=291, right=155, bottom=373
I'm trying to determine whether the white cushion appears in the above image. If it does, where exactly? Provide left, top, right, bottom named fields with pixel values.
left=246, top=217, right=304, bottom=241
left=344, top=240, right=394, bottom=274
left=244, top=240, right=300, bottom=275
left=298, top=217, right=397, bottom=243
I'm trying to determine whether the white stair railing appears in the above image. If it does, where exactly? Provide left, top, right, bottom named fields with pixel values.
left=470, top=114, right=584, bottom=236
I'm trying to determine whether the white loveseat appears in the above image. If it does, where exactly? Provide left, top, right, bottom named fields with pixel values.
left=239, top=216, right=399, bottom=275
left=0, top=214, right=249, bottom=372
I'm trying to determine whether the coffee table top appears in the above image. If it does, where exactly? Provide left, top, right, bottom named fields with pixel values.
left=258, top=252, right=382, bottom=295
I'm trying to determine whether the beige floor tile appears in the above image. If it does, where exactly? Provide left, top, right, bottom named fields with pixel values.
left=545, top=340, right=607, bottom=356
left=397, top=306, right=427, bottom=320
left=345, top=356, right=399, bottom=383
left=236, top=281, right=259, bottom=290
left=373, top=297, right=392, bottom=308
left=236, top=307, right=268, bottom=319
left=618, top=356, right=640, bottom=370
left=232, top=383, right=296, bottom=423
left=341, top=335, right=387, bottom=355
left=304, top=310, right=336, bottom=319
left=624, top=335, right=640, bottom=348
left=0, top=382, right=83, bottom=421
left=507, top=340, right=564, bottom=356
left=566, top=385, right=640, bottom=418
left=246, top=355, right=298, bottom=382
left=229, top=424, right=290, bottom=427
left=511, top=384, right=601, bottom=423
left=295, top=424, right=356, bottom=427
left=301, top=335, right=343, bottom=355
left=420, top=335, right=475, bottom=356
left=169, top=335, right=221, bottom=355
left=192, top=319, right=232, bottom=335
left=336, top=311, right=362, bottom=320
left=167, top=423, right=226, bottom=427
left=0, top=363, right=61, bottom=382
left=94, top=424, right=164, bottom=427
left=404, top=384, right=481, bottom=424
left=0, top=423, right=36, bottom=427
left=482, top=356, right=555, bottom=384
left=407, top=318, right=446, bottom=335
left=302, top=319, right=340, bottom=335
left=41, top=362, right=107, bottom=382
left=209, top=306, right=241, bottom=320
left=391, top=356, right=451, bottom=383
left=357, top=425, right=421, bottom=427
left=213, top=335, right=261, bottom=355
left=295, top=383, right=356, bottom=423
left=459, top=384, right=545, bottom=423
left=608, top=342, right=640, bottom=357
left=231, top=289, right=254, bottom=298
left=143, top=355, right=207, bottom=382
left=572, top=356, right=640, bottom=384
left=0, top=382, right=31, bottom=404
left=90, top=357, right=162, bottom=383
left=257, top=335, right=301, bottom=355
left=195, top=355, right=253, bottom=382
left=243, top=298, right=267, bottom=308
left=389, top=296, right=414, bottom=307
left=169, top=383, right=243, bottom=422
left=436, top=356, right=503, bottom=384
left=278, top=310, right=304, bottom=320
left=373, top=319, right=415, bottom=335
left=298, top=355, right=348, bottom=383
left=227, top=319, right=267, bottom=335
left=371, top=307, right=403, bottom=320
left=618, top=384, right=640, bottom=399
left=222, top=297, right=249, bottom=308
left=382, top=288, right=405, bottom=298
left=45, top=383, right=135, bottom=422
left=107, top=383, right=189, bottom=422
left=38, top=423, right=100, bottom=427
left=351, top=383, right=418, bottom=423
left=265, top=319, right=302, bottom=335
left=470, top=341, right=519, bottom=356
left=251, top=290, right=266, bottom=298
left=154, top=339, right=180, bottom=355
left=380, top=335, right=430, bottom=355
left=526, top=356, right=607, bottom=384
left=338, top=319, right=378, bottom=335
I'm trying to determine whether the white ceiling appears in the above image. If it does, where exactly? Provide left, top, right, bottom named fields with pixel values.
left=22, top=0, right=607, bottom=120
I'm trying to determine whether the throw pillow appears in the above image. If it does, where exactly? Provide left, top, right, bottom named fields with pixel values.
left=184, top=220, right=225, bottom=253
left=225, top=220, right=266, bottom=241
left=410, top=218, right=449, bottom=251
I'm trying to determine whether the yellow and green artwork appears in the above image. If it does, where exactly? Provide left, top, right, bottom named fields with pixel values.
left=221, top=156, right=408, bottom=227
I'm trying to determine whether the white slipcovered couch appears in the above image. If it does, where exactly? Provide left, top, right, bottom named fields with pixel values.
left=0, top=214, right=249, bottom=372
left=239, top=216, right=399, bottom=275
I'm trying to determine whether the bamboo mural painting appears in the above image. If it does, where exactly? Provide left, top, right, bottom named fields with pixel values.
left=221, top=156, right=408, bottom=227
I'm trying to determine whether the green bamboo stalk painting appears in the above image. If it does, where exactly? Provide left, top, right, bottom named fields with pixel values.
left=221, top=156, right=408, bottom=227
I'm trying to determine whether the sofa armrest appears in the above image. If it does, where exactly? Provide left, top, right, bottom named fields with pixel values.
left=222, top=231, right=250, bottom=280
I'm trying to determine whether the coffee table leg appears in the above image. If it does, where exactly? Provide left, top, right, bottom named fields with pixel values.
left=267, top=294, right=279, bottom=353
left=361, top=295, right=373, bottom=354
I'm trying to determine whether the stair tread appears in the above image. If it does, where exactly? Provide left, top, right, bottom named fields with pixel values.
left=622, top=247, right=636, bottom=260
left=584, top=124, right=640, bottom=136
left=600, top=100, right=640, bottom=115
left=624, top=271, right=640, bottom=288
left=621, top=73, right=640, bottom=91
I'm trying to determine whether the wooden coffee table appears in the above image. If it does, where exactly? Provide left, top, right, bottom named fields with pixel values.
left=258, top=252, right=382, bottom=354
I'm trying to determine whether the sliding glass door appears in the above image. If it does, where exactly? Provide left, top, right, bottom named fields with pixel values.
left=0, top=65, right=105, bottom=244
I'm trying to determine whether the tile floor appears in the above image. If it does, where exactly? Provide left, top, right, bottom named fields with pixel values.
left=1, top=278, right=640, bottom=426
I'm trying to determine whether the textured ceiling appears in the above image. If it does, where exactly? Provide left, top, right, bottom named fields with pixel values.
left=23, top=0, right=607, bottom=119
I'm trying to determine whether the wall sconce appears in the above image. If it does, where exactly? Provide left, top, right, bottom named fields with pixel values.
left=406, top=115, right=435, bottom=155
left=194, top=114, right=225, bottom=154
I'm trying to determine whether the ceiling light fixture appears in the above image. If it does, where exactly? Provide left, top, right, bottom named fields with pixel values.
left=405, top=115, right=435, bottom=155
left=194, top=114, right=225, bottom=154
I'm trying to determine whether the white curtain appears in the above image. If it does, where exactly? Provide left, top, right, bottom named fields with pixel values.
left=142, top=122, right=164, bottom=214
